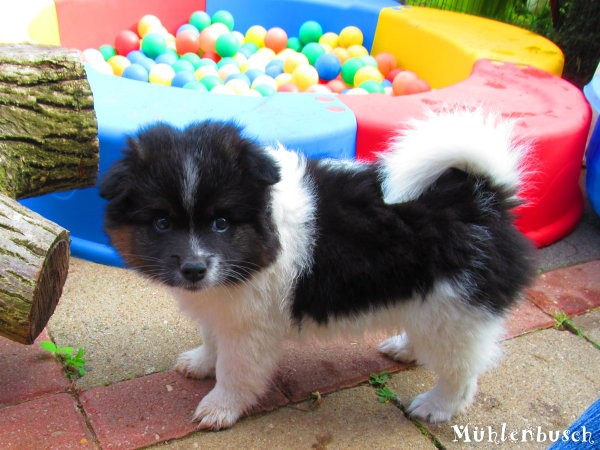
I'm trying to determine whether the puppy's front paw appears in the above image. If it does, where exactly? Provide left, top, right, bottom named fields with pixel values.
left=192, top=389, right=245, bottom=431
left=176, top=346, right=216, bottom=379
left=407, top=385, right=473, bottom=423
left=379, top=333, right=416, bottom=363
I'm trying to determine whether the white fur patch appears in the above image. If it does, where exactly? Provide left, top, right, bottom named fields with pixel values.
left=379, top=108, right=528, bottom=204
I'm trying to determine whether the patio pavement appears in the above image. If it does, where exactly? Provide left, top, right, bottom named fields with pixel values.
left=0, top=197, right=599, bottom=449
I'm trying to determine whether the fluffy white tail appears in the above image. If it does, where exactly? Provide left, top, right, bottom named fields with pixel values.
left=379, top=108, right=528, bottom=204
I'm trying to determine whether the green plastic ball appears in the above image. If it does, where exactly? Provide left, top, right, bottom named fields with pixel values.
left=287, top=37, right=302, bottom=52
left=215, top=33, right=240, bottom=57
left=200, top=75, right=224, bottom=91
left=301, top=42, right=325, bottom=66
left=341, top=58, right=366, bottom=85
left=99, top=44, right=117, bottom=61
left=253, top=84, right=276, bottom=96
left=359, top=80, right=385, bottom=93
left=211, top=10, right=235, bottom=31
left=189, top=11, right=211, bottom=31
left=298, top=20, right=323, bottom=45
left=180, top=53, right=203, bottom=69
left=141, top=33, right=167, bottom=59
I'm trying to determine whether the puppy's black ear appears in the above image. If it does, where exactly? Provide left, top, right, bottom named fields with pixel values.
left=99, top=158, right=132, bottom=201
left=243, top=140, right=281, bottom=186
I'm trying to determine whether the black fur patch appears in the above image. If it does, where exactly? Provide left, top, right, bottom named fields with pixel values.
left=291, top=162, right=535, bottom=324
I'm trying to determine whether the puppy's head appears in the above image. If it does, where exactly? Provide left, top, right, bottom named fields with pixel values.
left=99, top=121, right=281, bottom=291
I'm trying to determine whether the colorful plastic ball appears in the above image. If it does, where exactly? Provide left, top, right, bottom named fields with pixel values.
left=196, top=58, right=218, bottom=69
left=141, top=33, right=167, bottom=59
left=226, top=72, right=251, bottom=86
left=217, top=57, right=237, bottom=68
left=374, top=52, right=397, bottom=77
left=194, top=65, right=218, bottom=80
left=386, top=68, right=403, bottom=82
left=82, top=48, right=105, bottom=65
left=274, top=72, right=293, bottom=88
left=319, top=32, right=339, bottom=48
left=305, top=84, right=332, bottom=94
left=331, top=47, right=350, bottom=64
left=314, top=53, right=341, bottom=81
left=200, top=74, right=223, bottom=91
left=202, top=51, right=220, bottom=63
left=176, top=30, right=201, bottom=55
left=171, top=70, right=196, bottom=88
left=359, top=80, right=385, bottom=93
left=217, top=63, right=240, bottom=81
left=155, top=52, right=178, bottom=66
left=245, top=25, right=267, bottom=48
left=137, top=57, right=156, bottom=73
left=215, top=33, right=240, bottom=57
left=286, top=37, right=302, bottom=52
left=338, top=26, right=364, bottom=48
left=238, top=42, right=258, bottom=58
left=361, top=55, right=378, bottom=68
left=264, top=27, right=288, bottom=53
left=115, top=30, right=140, bottom=56
left=347, top=45, right=369, bottom=59
left=211, top=10, right=235, bottom=31
left=244, top=69, right=264, bottom=83
left=99, top=44, right=117, bottom=61
left=392, top=70, right=421, bottom=95
left=138, top=15, right=162, bottom=37
left=278, top=83, right=300, bottom=93
left=177, top=24, right=199, bottom=36
left=171, top=59, right=195, bottom=73
left=283, top=52, right=309, bottom=74
left=199, top=24, right=228, bottom=54
left=265, top=59, right=284, bottom=78
left=189, top=11, right=211, bottom=32
left=301, top=42, right=325, bottom=66
left=253, top=84, right=276, bottom=96
left=126, top=50, right=146, bottom=64
left=251, top=74, right=277, bottom=90
left=183, top=80, right=208, bottom=91
left=345, top=87, right=369, bottom=95
left=353, top=65, right=383, bottom=86
left=299, top=20, right=323, bottom=44
left=121, top=63, right=148, bottom=81
left=291, top=64, right=319, bottom=91
left=341, top=57, right=366, bottom=85
left=107, top=55, right=130, bottom=76
left=180, top=52, right=203, bottom=69
left=226, top=78, right=250, bottom=94
left=327, top=78, right=348, bottom=93
left=149, top=63, right=175, bottom=85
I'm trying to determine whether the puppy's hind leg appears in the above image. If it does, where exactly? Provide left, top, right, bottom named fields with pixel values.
left=176, top=324, right=217, bottom=379
left=379, top=332, right=417, bottom=363
left=403, top=285, right=506, bottom=423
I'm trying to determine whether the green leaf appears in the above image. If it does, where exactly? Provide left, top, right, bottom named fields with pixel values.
left=39, top=341, right=57, bottom=352
left=58, top=346, right=74, bottom=356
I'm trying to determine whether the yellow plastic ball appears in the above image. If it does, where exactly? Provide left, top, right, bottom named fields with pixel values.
left=275, top=72, right=293, bottom=88
left=138, top=15, right=162, bottom=37
left=338, top=26, right=364, bottom=48
left=331, top=47, right=350, bottom=64
left=108, top=55, right=131, bottom=76
left=291, top=64, right=319, bottom=91
left=347, top=44, right=369, bottom=59
left=319, top=32, right=339, bottom=48
left=353, top=65, right=384, bottom=87
left=194, top=65, right=218, bottom=81
left=283, top=52, right=309, bottom=74
left=245, top=25, right=267, bottom=48
left=149, top=63, right=175, bottom=86
left=226, top=78, right=250, bottom=94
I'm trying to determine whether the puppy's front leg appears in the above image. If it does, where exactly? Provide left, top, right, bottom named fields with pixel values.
left=192, top=328, right=282, bottom=430
left=176, top=325, right=217, bottom=379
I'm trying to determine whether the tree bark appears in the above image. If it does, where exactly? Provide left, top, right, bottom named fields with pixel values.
left=0, top=44, right=98, bottom=344
left=0, top=44, right=98, bottom=199
left=0, top=195, right=69, bottom=344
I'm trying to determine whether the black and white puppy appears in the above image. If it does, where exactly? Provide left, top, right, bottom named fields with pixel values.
left=100, top=109, right=535, bottom=430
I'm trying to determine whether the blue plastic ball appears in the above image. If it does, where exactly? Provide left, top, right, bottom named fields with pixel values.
left=245, top=69, right=264, bottom=83
left=126, top=50, right=147, bottom=64
left=122, top=63, right=149, bottom=82
left=315, top=53, right=341, bottom=81
left=226, top=72, right=251, bottom=85
left=155, top=52, right=178, bottom=66
left=238, top=42, right=259, bottom=58
left=265, top=60, right=284, bottom=78
left=177, top=24, right=199, bottom=36
left=171, top=70, right=197, bottom=88
left=137, top=57, right=156, bottom=73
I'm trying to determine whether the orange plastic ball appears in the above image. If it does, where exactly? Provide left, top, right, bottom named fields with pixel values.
left=375, top=52, right=398, bottom=77
left=176, top=30, right=201, bottom=55
left=264, top=27, right=288, bottom=53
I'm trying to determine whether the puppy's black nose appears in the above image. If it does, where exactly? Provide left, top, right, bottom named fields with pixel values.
left=180, top=259, right=207, bottom=282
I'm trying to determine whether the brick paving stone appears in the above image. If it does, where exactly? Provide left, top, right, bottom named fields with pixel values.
left=503, top=298, right=554, bottom=339
left=526, top=261, right=600, bottom=316
left=275, top=333, right=408, bottom=403
left=0, top=393, right=96, bottom=449
left=0, top=330, right=70, bottom=407
left=79, top=370, right=287, bottom=449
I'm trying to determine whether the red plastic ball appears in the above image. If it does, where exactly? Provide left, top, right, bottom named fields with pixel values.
left=278, top=83, right=300, bottom=93
left=375, top=52, right=397, bottom=77
left=202, top=51, right=220, bottom=62
left=386, top=68, right=403, bottom=83
left=264, top=27, right=288, bottom=53
left=115, top=30, right=140, bottom=56
left=176, top=30, right=201, bottom=55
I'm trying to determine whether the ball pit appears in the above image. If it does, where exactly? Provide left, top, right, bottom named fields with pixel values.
left=81, top=10, right=431, bottom=97
left=3, top=0, right=591, bottom=266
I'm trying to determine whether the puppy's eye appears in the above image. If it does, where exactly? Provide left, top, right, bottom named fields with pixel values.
left=154, top=217, right=172, bottom=232
left=212, top=217, right=229, bottom=233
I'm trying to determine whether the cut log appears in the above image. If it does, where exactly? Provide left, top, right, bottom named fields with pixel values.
left=0, top=194, right=69, bottom=344
left=0, top=44, right=98, bottom=344
left=0, top=44, right=98, bottom=199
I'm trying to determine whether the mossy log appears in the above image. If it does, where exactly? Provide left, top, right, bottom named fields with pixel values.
left=0, top=44, right=98, bottom=344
